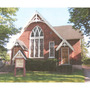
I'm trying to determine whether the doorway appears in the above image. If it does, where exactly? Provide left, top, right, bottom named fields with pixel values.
left=61, top=47, right=69, bottom=64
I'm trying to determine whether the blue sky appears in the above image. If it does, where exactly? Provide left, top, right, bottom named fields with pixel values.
left=7, top=8, right=90, bottom=56
left=14, top=8, right=72, bottom=28
left=8, top=8, right=72, bottom=49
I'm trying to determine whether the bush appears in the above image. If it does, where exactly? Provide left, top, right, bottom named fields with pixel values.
left=82, top=58, right=90, bottom=65
left=25, top=58, right=57, bottom=71
left=57, top=65, right=72, bottom=74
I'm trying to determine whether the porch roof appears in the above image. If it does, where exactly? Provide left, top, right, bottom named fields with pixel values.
left=56, top=40, right=74, bottom=51
left=13, top=39, right=28, bottom=51
left=12, top=50, right=27, bottom=61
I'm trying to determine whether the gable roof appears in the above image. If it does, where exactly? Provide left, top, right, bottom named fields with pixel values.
left=12, top=39, right=28, bottom=51
left=12, top=50, right=27, bottom=61
left=20, top=11, right=64, bottom=40
left=18, top=11, right=74, bottom=51
left=56, top=40, right=74, bottom=51
left=54, top=25, right=83, bottom=40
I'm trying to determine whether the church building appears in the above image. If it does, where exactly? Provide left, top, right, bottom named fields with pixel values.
left=11, top=11, right=83, bottom=65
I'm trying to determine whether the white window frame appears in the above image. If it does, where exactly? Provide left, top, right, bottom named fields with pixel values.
left=61, top=47, right=70, bottom=65
left=49, top=41, right=55, bottom=58
left=29, top=26, right=44, bottom=58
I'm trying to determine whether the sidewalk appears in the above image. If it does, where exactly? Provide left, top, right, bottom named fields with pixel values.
left=83, top=66, right=90, bottom=83
left=0, top=72, right=8, bottom=74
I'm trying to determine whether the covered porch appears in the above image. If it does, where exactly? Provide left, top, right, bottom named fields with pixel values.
left=56, top=39, right=74, bottom=65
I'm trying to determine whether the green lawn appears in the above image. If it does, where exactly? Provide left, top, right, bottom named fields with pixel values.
left=0, top=70, right=85, bottom=82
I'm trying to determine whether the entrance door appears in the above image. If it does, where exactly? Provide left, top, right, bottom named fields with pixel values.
left=61, top=47, right=69, bottom=64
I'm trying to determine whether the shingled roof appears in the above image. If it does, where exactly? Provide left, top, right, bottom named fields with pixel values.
left=14, top=39, right=28, bottom=51
left=53, top=25, right=83, bottom=40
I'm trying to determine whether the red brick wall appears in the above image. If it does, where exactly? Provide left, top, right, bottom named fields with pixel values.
left=19, top=22, right=61, bottom=59
left=11, top=46, right=22, bottom=58
left=68, top=39, right=82, bottom=64
left=11, top=22, right=82, bottom=65
left=57, top=39, right=82, bottom=65
left=11, top=46, right=23, bottom=64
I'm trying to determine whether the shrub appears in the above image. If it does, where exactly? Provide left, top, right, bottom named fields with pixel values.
left=25, top=58, right=57, bottom=71
left=57, top=65, right=72, bottom=74
left=70, top=59, right=82, bottom=65
left=82, top=58, right=90, bottom=65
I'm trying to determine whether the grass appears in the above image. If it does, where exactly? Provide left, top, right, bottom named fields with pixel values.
left=0, top=70, right=85, bottom=82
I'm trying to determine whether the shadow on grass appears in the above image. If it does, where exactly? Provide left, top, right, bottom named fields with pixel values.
left=0, top=70, right=85, bottom=82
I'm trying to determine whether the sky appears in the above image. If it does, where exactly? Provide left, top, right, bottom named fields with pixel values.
left=14, top=8, right=72, bottom=28
left=6, top=8, right=90, bottom=57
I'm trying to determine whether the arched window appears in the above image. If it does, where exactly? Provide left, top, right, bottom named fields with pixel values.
left=30, top=26, right=44, bottom=58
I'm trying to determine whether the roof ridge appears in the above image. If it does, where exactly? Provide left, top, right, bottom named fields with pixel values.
left=53, top=25, right=72, bottom=27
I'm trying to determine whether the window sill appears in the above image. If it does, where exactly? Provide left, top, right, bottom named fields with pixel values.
left=29, top=57, right=44, bottom=58
left=48, top=57, right=55, bottom=59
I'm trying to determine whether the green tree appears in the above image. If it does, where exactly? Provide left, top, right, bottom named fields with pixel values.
left=68, top=8, right=90, bottom=46
left=0, top=51, right=10, bottom=61
left=81, top=39, right=88, bottom=62
left=0, top=8, right=19, bottom=52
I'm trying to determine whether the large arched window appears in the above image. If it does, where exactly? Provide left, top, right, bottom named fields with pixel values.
left=30, top=26, right=44, bottom=58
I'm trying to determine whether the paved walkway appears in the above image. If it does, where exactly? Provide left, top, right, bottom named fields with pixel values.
left=83, top=66, right=90, bottom=83
left=0, top=72, right=8, bottom=74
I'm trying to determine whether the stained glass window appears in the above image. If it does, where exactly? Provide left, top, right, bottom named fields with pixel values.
left=49, top=42, right=55, bottom=57
left=31, top=39, right=34, bottom=57
left=35, top=39, right=39, bottom=57
left=40, top=31, right=43, bottom=36
left=31, top=32, right=34, bottom=37
left=30, top=26, right=44, bottom=58
left=36, top=30, right=39, bottom=37
left=40, top=39, right=43, bottom=57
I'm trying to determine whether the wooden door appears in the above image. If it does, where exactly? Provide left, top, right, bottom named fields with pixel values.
left=61, top=47, right=69, bottom=64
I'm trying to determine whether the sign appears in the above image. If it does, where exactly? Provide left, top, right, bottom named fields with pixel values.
left=16, top=59, right=24, bottom=68
left=14, top=58, right=26, bottom=77
left=13, top=50, right=26, bottom=77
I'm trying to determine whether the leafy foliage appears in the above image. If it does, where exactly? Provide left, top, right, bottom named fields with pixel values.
left=82, top=58, right=90, bottom=65
left=57, top=65, right=72, bottom=74
left=25, top=58, right=57, bottom=71
left=0, top=8, right=19, bottom=51
left=81, top=39, right=88, bottom=62
left=0, top=51, right=10, bottom=61
left=68, top=8, right=90, bottom=46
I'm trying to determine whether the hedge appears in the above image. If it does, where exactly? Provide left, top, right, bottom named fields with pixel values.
left=25, top=58, right=72, bottom=73
left=57, top=65, right=72, bottom=74
left=82, top=58, right=90, bottom=65
left=25, top=58, right=57, bottom=71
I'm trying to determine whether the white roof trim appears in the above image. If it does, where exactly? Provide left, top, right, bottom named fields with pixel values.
left=18, top=11, right=63, bottom=40
left=56, top=41, right=64, bottom=51
left=56, top=40, right=74, bottom=51
left=18, top=11, right=73, bottom=51
left=15, top=41, right=25, bottom=50
left=31, top=11, right=64, bottom=40
left=18, top=11, right=43, bottom=38
left=11, top=40, right=23, bottom=50
left=64, top=40, right=74, bottom=51
left=11, top=39, right=28, bottom=50
left=12, top=50, right=26, bottom=61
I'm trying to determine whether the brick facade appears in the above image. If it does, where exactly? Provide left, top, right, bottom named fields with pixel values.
left=19, top=22, right=61, bottom=59
left=68, top=39, right=82, bottom=64
left=56, top=40, right=82, bottom=65
left=11, top=12, right=82, bottom=65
